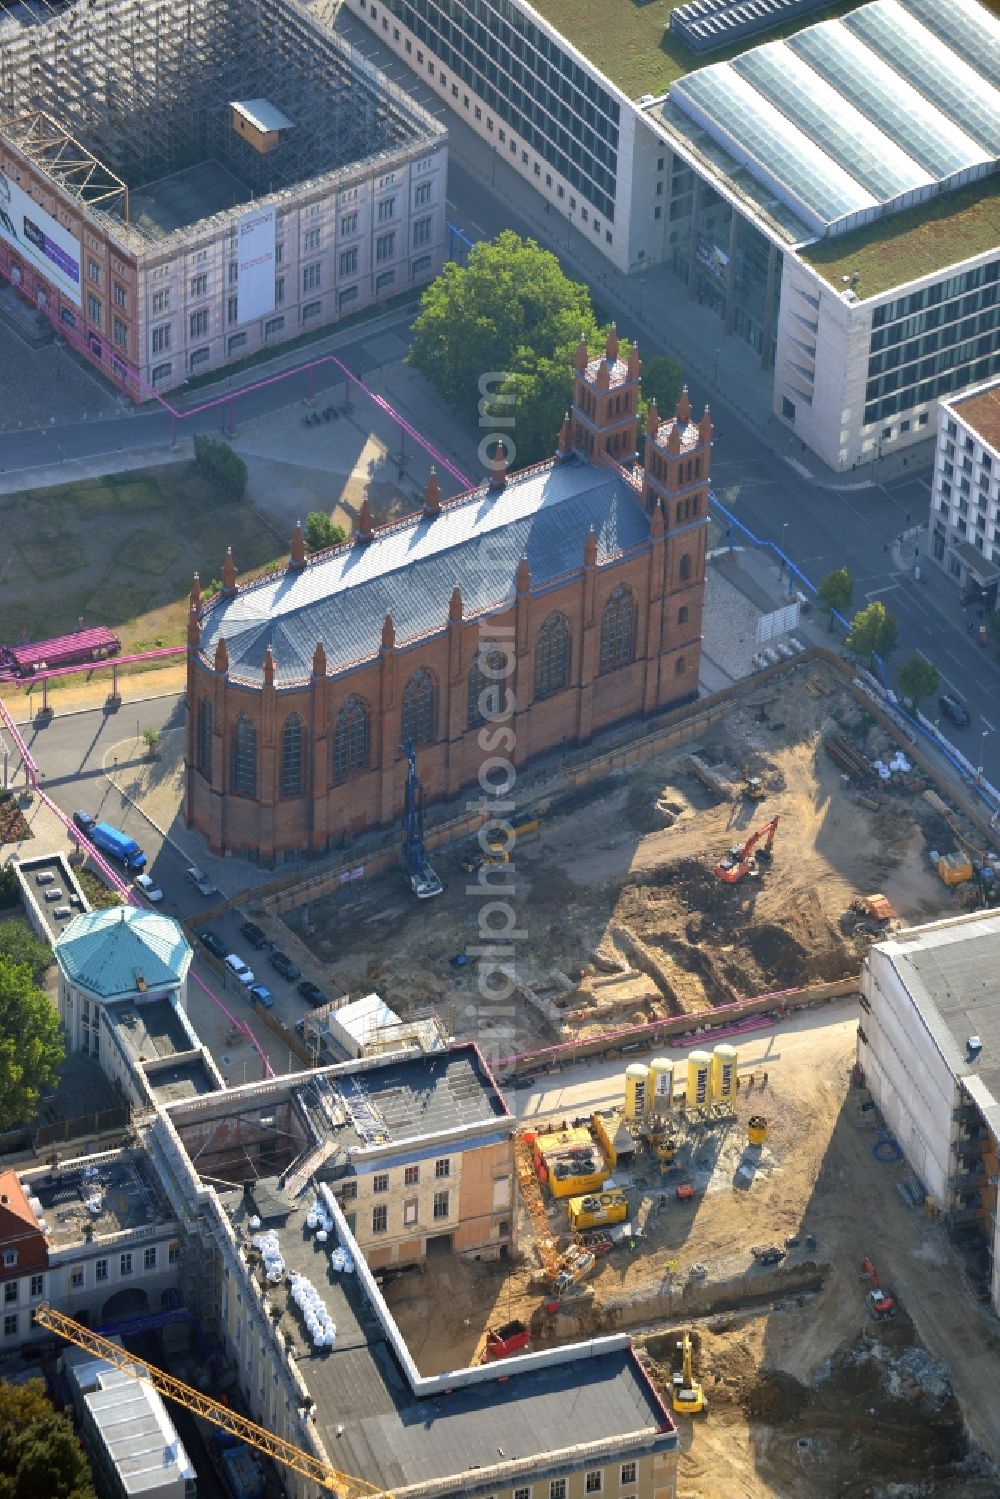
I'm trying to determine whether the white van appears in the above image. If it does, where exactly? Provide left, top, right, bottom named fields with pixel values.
left=224, top=954, right=255, bottom=987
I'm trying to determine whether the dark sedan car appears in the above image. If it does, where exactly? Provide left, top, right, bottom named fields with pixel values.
left=297, top=979, right=326, bottom=1007
left=270, top=949, right=301, bottom=981
left=72, top=810, right=97, bottom=833
left=240, top=919, right=270, bottom=950
left=938, top=693, right=971, bottom=727
left=199, top=929, right=227, bottom=960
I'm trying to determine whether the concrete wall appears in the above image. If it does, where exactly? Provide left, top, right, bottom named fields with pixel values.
left=858, top=946, right=958, bottom=1203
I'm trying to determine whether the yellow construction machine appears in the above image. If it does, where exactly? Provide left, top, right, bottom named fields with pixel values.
left=671, top=1331, right=707, bottom=1416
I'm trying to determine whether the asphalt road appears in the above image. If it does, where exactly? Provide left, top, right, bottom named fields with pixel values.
left=15, top=695, right=331, bottom=1041
left=1, top=123, right=996, bottom=780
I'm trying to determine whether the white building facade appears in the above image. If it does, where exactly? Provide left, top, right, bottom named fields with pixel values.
left=927, top=376, right=1000, bottom=602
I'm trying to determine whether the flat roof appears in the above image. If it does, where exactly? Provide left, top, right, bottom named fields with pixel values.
left=107, top=997, right=192, bottom=1063
left=147, top=1058, right=220, bottom=1103
left=669, top=0, right=999, bottom=239
left=15, top=854, right=89, bottom=942
left=881, top=913, right=1000, bottom=1106
left=525, top=0, right=864, bottom=100
left=128, top=160, right=255, bottom=241
left=66, top=1357, right=195, bottom=1495
left=239, top=1198, right=669, bottom=1493
left=25, top=1155, right=172, bottom=1249
left=799, top=173, right=1000, bottom=298
left=951, top=379, right=1000, bottom=455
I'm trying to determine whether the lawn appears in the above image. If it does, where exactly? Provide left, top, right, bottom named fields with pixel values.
left=530, top=0, right=864, bottom=100
left=0, top=463, right=287, bottom=652
left=801, top=176, right=1000, bottom=300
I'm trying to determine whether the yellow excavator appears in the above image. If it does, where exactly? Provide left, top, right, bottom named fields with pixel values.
left=671, top=1331, right=707, bottom=1416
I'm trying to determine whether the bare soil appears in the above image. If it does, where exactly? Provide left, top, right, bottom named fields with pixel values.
left=297, top=663, right=957, bottom=1052
left=381, top=1007, right=1000, bottom=1498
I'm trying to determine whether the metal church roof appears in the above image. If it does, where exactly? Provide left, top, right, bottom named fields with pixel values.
left=199, top=455, right=656, bottom=685
left=55, top=907, right=192, bottom=1001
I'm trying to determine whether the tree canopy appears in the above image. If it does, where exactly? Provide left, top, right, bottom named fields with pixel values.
left=411, top=232, right=615, bottom=468
left=305, top=513, right=347, bottom=552
left=0, top=1380, right=96, bottom=1499
left=0, top=919, right=51, bottom=984
left=846, top=600, right=898, bottom=663
left=896, top=652, right=939, bottom=709
left=816, top=567, right=854, bottom=629
left=0, top=958, right=63, bottom=1130
left=638, top=354, right=684, bottom=421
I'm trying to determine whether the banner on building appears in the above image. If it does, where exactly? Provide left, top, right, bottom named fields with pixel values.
left=0, top=170, right=81, bottom=306
left=237, top=205, right=276, bottom=323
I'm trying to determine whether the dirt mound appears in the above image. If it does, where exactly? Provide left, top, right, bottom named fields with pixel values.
left=743, top=924, right=809, bottom=989
left=739, top=1368, right=811, bottom=1424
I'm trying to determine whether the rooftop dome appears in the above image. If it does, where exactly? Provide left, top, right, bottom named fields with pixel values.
left=54, top=906, right=192, bottom=1001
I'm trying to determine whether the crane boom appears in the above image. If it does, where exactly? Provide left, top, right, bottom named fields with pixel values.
left=32, top=1304, right=389, bottom=1499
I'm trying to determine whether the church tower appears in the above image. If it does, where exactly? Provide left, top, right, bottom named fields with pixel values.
left=570, top=324, right=641, bottom=465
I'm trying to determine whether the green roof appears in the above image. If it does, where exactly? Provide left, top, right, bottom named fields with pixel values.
left=55, top=906, right=192, bottom=1000
left=800, top=175, right=1000, bottom=299
left=527, top=0, right=865, bottom=101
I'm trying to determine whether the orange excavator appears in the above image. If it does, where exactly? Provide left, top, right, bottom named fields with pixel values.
left=714, top=815, right=780, bottom=884
left=860, top=1255, right=896, bottom=1320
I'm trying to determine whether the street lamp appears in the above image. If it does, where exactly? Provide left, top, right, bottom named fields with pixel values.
left=713, top=347, right=721, bottom=386
left=778, top=521, right=789, bottom=580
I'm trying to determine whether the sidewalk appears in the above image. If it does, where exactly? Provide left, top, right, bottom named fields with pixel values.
left=3, top=663, right=186, bottom=727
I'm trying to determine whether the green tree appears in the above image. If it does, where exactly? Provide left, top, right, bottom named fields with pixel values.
left=0, top=1380, right=96, bottom=1499
left=0, top=959, right=63, bottom=1130
left=896, top=652, right=940, bottom=711
left=408, top=231, right=602, bottom=466
left=816, top=567, right=854, bottom=631
left=637, top=353, right=684, bottom=424
left=141, top=726, right=162, bottom=759
left=304, top=512, right=347, bottom=552
left=0, top=918, right=52, bottom=984
left=0, top=865, right=18, bottom=911
left=846, top=600, right=899, bottom=664
left=193, top=436, right=248, bottom=502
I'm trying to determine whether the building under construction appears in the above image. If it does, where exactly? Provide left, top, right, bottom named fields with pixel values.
left=0, top=0, right=447, bottom=396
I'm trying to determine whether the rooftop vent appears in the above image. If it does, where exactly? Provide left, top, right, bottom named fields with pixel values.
left=967, top=1035, right=983, bottom=1060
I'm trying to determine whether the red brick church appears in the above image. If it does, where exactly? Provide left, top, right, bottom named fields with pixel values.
left=185, top=328, right=712, bottom=861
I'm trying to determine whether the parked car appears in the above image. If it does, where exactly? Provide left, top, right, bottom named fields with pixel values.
left=185, top=866, right=218, bottom=897
left=938, top=692, right=971, bottom=727
left=240, top=919, right=270, bottom=950
left=296, top=980, right=326, bottom=1006
left=72, top=810, right=96, bottom=834
left=134, top=873, right=164, bottom=904
left=248, top=983, right=274, bottom=1009
left=199, top=929, right=227, bottom=960
left=89, top=821, right=146, bottom=871
left=224, top=954, right=256, bottom=987
left=269, top=949, right=301, bottom=981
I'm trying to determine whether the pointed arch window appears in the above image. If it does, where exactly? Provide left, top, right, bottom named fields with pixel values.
left=198, top=698, right=213, bottom=779
left=467, top=648, right=510, bottom=730
left=232, top=714, right=256, bottom=796
left=281, top=713, right=305, bottom=797
left=599, top=586, right=635, bottom=672
left=401, top=668, right=436, bottom=745
left=679, top=553, right=692, bottom=581
left=333, top=697, right=370, bottom=783
left=533, top=612, right=570, bottom=700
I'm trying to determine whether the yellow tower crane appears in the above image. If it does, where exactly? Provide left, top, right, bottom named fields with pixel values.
left=32, top=1304, right=389, bottom=1498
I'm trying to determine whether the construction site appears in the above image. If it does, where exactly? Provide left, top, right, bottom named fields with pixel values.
left=268, top=655, right=1000, bottom=1497
left=0, top=0, right=446, bottom=392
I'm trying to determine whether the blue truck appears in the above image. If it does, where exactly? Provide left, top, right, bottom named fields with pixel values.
left=88, top=821, right=147, bottom=871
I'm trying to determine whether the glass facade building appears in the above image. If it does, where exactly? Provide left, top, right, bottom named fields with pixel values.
left=865, top=258, right=1000, bottom=426
left=381, top=0, right=620, bottom=220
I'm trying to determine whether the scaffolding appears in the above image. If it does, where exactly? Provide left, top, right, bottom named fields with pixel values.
left=0, top=0, right=438, bottom=250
